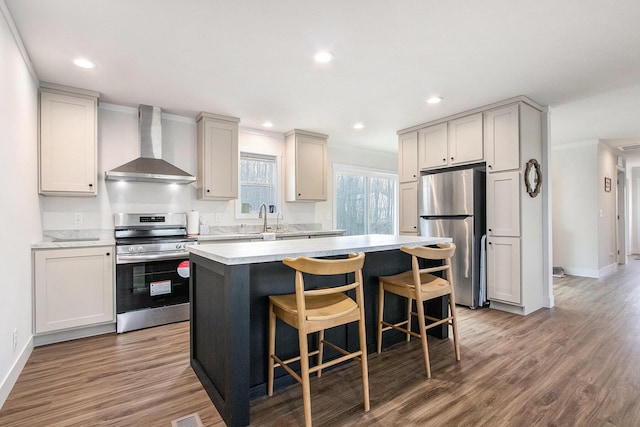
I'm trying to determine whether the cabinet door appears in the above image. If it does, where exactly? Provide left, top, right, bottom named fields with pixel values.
left=39, top=91, right=97, bottom=195
left=485, top=104, right=519, bottom=173
left=418, top=123, right=448, bottom=170
left=448, top=113, right=483, bottom=165
left=487, top=171, right=520, bottom=237
left=399, top=182, right=418, bottom=234
left=295, top=134, right=327, bottom=200
left=487, top=236, right=521, bottom=304
left=197, top=117, right=238, bottom=200
left=398, top=132, right=418, bottom=183
left=34, top=247, right=114, bottom=333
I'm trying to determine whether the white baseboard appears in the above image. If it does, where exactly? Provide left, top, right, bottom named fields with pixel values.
left=599, top=263, right=618, bottom=277
left=33, top=323, right=116, bottom=347
left=563, top=267, right=599, bottom=278
left=0, top=335, right=34, bottom=410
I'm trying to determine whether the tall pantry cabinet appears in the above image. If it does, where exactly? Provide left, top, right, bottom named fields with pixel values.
left=397, top=97, right=544, bottom=316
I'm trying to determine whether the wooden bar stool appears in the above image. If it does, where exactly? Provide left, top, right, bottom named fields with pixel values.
left=267, top=252, right=369, bottom=427
left=377, top=243, right=459, bottom=378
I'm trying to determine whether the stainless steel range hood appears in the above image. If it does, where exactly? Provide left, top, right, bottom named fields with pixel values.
left=105, top=105, right=196, bottom=184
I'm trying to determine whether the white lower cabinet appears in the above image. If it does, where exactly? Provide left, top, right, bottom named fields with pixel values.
left=34, top=246, right=115, bottom=334
left=486, top=236, right=521, bottom=304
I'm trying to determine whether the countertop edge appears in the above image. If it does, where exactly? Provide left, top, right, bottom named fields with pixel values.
left=188, top=235, right=452, bottom=265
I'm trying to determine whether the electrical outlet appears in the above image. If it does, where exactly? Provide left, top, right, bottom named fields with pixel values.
left=13, top=328, right=17, bottom=351
left=74, top=212, right=83, bottom=224
left=215, top=213, right=222, bottom=222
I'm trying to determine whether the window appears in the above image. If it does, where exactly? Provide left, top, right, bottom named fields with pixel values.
left=239, top=152, right=278, bottom=215
left=334, top=164, right=397, bottom=236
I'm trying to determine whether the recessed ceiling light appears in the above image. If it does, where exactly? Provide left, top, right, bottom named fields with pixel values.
left=426, top=96, right=443, bottom=104
left=73, top=58, right=95, bottom=69
left=262, top=121, right=274, bottom=128
left=353, top=123, right=365, bottom=129
left=314, top=51, right=334, bottom=63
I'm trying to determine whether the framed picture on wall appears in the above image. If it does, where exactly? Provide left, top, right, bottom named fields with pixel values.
left=604, top=177, right=612, bottom=192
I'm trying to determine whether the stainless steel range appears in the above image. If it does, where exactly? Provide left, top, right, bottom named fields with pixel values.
left=114, top=213, right=197, bottom=333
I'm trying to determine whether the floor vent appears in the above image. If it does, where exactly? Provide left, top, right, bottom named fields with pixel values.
left=171, top=413, right=204, bottom=427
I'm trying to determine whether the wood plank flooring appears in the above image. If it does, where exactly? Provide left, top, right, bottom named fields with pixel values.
left=2, top=259, right=640, bottom=426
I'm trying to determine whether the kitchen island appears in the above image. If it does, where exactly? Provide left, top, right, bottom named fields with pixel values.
left=188, top=234, right=451, bottom=427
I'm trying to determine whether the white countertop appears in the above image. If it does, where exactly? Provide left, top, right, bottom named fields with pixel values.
left=32, top=238, right=116, bottom=249
left=188, top=234, right=451, bottom=265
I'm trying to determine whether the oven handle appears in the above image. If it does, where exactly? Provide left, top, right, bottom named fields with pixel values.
left=116, top=251, right=189, bottom=264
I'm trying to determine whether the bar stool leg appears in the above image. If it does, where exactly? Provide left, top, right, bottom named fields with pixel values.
left=449, top=295, right=461, bottom=361
left=377, top=279, right=384, bottom=353
left=298, top=327, right=312, bottom=426
left=415, top=298, right=431, bottom=378
left=267, top=302, right=276, bottom=396
left=358, top=315, right=370, bottom=411
left=317, top=329, right=325, bottom=377
left=406, top=298, right=412, bottom=342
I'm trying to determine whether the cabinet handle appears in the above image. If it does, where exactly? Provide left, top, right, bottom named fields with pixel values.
left=442, top=158, right=446, bottom=162
left=206, top=189, right=210, bottom=193
left=488, top=165, right=492, bottom=169
left=451, top=157, right=454, bottom=161
left=106, top=252, right=110, bottom=256
left=488, top=228, right=492, bottom=232
left=488, top=242, right=492, bottom=245
left=413, top=226, right=417, bottom=229
left=89, top=183, right=93, bottom=187
left=298, top=193, right=301, bottom=196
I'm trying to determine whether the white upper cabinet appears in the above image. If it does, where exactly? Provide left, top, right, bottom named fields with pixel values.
left=447, top=113, right=483, bottom=166
left=484, top=104, right=519, bottom=173
left=196, top=112, right=240, bottom=200
left=39, top=85, right=99, bottom=196
left=285, top=129, right=328, bottom=201
left=398, top=131, right=418, bottom=182
left=418, top=123, right=448, bottom=170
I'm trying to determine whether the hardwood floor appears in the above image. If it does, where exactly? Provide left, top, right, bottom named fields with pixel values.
left=2, top=260, right=640, bottom=426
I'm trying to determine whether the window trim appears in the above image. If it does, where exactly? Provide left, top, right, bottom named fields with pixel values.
left=333, top=163, right=398, bottom=235
left=235, top=151, right=281, bottom=220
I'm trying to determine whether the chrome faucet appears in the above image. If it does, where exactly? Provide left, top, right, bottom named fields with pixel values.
left=258, top=203, right=268, bottom=232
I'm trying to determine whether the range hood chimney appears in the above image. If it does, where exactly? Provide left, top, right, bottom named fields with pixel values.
left=105, top=105, right=196, bottom=184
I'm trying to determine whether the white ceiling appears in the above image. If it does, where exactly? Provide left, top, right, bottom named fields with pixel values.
left=4, top=0, right=640, bottom=153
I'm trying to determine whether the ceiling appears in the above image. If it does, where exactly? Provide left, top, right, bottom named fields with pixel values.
left=4, top=0, right=640, bottom=153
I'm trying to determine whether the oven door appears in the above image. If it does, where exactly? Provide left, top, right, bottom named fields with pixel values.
left=116, top=257, right=190, bottom=314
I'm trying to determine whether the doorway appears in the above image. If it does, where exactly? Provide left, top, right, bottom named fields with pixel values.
left=616, top=168, right=627, bottom=264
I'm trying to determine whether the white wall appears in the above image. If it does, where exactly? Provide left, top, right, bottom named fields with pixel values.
left=0, top=2, right=40, bottom=408
left=551, top=140, right=620, bottom=277
left=552, top=140, right=599, bottom=277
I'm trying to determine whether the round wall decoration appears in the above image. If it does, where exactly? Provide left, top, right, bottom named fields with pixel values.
left=524, top=159, right=542, bottom=197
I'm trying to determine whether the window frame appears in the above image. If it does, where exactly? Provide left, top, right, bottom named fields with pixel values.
left=333, top=163, right=398, bottom=235
left=235, top=151, right=280, bottom=220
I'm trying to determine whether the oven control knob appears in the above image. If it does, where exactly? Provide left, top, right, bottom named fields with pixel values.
left=128, top=247, right=135, bottom=253
left=137, top=246, right=144, bottom=252
left=176, top=243, right=185, bottom=250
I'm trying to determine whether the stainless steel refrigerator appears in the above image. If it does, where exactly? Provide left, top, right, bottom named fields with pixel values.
left=419, top=166, right=485, bottom=308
